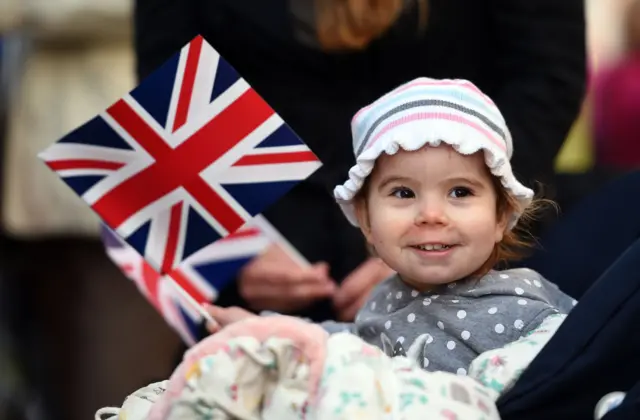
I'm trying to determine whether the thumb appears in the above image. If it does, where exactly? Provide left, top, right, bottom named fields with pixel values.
left=310, top=261, right=331, bottom=280
left=203, top=304, right=224, bottom=333
left=203, top=304, right=239, bottom=327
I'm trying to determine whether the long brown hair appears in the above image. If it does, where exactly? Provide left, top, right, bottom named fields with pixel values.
left=315, top=0, right=429, bottom=51
left=626, top=0, right=640, bottom=53
left=472, top=176, right=553, bottom=276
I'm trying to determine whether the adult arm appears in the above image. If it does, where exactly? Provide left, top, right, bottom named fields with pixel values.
left=490, top=0, right=587, bottom=188
left=133, top=0, right=200, bottom=80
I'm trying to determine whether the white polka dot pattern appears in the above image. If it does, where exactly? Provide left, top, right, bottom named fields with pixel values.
left=348, top=268, right=574, bottom=376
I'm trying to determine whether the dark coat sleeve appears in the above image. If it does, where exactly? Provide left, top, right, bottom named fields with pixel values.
left=133, top=0, right=200, bottom=80
left=489, top=0, right=587, bottom=188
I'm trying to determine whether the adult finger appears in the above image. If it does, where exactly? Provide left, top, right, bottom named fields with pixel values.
left=246, top=277, right=336, bottom=302
left=260, top=261, right=333, bottom=286
left=289, top=279, right=337, bottom=299
left=333, top=268, right=372, bottom=310
left=334, top=258, right=392, bottom=310
left=206, top=320, right=221, bottom=334
left=241, top=261, right=333, bottom=296
left=203, top=304, right=253, bottom=327
left=310, top=261, right=331, bottom=279
left=337, top=293, right=370, bottom=322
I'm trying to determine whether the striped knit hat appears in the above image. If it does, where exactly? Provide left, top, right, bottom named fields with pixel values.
left=334, top=77, right=534, bottom=229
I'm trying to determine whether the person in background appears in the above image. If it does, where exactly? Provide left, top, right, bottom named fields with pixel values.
left=134, top=0, right=586, bottom=327
left=0, top=2, right=182, bottom=420
left=592, top=0, right=640, bottom=173
left=521, top=0, right=640, bottom=302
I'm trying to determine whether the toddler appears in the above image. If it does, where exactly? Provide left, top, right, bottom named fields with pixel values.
left=208, top=77, right=577, bottom=375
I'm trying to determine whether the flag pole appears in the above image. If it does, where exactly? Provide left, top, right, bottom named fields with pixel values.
left=165, top=276, right=218, bottom=328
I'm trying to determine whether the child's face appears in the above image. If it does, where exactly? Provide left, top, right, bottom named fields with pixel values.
left=355, top=144, right=507, bottom=290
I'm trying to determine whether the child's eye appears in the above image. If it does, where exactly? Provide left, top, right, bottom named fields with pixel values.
left=449, top=186, right=473, bottom=198
left=390, top=187, right=415, bottom=199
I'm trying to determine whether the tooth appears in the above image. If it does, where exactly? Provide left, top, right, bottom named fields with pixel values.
left=417, top=244, right=453, bottom=251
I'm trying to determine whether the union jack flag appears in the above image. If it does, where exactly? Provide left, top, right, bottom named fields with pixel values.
left=101, top=218, right=273, bottom=345
left=41, top=35, right=321, bottom=273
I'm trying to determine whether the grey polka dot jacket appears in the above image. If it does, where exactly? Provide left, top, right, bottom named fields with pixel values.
left=321, top=268, right=576, bottom=375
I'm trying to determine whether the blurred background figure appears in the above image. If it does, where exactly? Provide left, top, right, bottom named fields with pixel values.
left=552, top=0, right=639, bottom=212
left=0, top=1, right=181, bottom=420
left=591, top=0, right=640, bottom=174
left=0, top=19, right=33, bottom=420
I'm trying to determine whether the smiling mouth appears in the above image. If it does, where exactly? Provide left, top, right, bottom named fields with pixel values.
left=412, top=244, right=455, bottom=251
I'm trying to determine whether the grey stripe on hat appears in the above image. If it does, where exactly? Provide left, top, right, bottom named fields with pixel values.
left=355, top=99, right=507, bottom=156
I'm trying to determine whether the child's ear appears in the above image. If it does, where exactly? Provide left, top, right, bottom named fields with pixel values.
left=494, top=209, right=509, bottom=243
left=354, top=197, right=373, bottom=243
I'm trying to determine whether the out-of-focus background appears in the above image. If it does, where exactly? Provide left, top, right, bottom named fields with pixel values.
left=0, top=0, right=634, bottom=419
left=0, top=2, right=180, bottom=420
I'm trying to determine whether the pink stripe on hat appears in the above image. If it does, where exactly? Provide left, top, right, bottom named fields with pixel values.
left=364, top=112, right=507, bottom=153
left=352, top=79, right=496, bottom=124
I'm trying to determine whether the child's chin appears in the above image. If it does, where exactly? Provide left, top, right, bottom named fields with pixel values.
left=402, top=271, right=458, bottom=290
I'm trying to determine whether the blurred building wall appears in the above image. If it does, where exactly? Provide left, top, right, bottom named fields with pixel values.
left=0, top=3, right=181, bottom=420
left=0, top=0, right=134, bottom=238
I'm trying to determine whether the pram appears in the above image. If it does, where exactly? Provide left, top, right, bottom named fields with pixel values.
left=98, top=171, right=640, bottom=420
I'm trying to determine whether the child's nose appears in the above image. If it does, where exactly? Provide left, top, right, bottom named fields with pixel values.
left=414, top=201, right=449, bottom=226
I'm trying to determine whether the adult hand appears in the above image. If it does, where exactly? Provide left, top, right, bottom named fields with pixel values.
left=333, top=258, right=395, bottom=322
left=237, top=243, right=336, bottom=313
left=203, top=304, right=256, bottom=334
